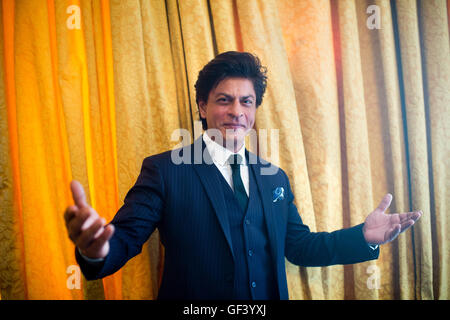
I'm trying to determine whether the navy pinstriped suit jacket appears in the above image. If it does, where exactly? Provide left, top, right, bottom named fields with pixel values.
left=76, top=136, right=379, bottom=299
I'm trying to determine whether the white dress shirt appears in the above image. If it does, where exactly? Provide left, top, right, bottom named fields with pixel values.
left=203, top=132, right=249, bottom=197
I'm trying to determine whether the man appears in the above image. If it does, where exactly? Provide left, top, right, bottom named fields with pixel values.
left=64, top=51, right=422, bottom=299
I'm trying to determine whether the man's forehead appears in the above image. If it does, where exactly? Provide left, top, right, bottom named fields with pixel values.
left=210, top=77, right=255, bottom=96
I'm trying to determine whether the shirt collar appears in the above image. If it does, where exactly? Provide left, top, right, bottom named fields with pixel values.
left=203, top=132, right=246, bottom=167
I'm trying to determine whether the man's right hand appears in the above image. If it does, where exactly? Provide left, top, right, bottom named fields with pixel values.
left=64, top=180, right=115, bottom=260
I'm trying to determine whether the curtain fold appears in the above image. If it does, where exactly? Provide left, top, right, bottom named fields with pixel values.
left=0, top=0, right=448, bottom=300
left=278, top=0, right=347, bottom=300
left=4, top=0, right=76, bottom=299
left=414, top=0, right=449, bottom=299
left=0, top=0, right=27, bottom=300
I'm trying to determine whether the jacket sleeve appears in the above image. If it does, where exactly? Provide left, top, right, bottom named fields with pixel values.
left=76, top=156, right=165, bottom=280
left=282, top=171, right=379, bottom=267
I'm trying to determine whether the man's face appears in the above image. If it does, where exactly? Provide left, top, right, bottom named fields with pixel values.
left=199, top=77, right=256, bottom=151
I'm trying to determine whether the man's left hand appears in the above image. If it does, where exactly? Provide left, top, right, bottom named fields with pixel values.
left=363, top=193, right=422, bottom=246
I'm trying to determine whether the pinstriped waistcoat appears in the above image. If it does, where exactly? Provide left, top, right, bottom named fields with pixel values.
left=217, top=160, right=277, bottom=299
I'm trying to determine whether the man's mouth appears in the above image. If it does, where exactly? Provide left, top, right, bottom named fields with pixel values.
left=223, top=123, right=246, bottom=129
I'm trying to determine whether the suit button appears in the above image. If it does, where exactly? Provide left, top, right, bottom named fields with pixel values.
left=248, top=250, right=253, bottom=256
left=251, top=281, right=256, bottom=288
left=245, top=219, right=250, bottom=225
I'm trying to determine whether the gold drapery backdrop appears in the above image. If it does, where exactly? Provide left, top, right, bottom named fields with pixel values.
left=0, top=0, right=448, bottom=300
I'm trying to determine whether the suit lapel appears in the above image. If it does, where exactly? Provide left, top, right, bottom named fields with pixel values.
left=248, top=150, right=280, bottom=270
left=190, top=137, right=281, bottom=268
left=192, top=136, right=235, bottom=260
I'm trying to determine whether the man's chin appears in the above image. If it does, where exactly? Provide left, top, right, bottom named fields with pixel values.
left=224, top=128, right=244, bottom=137
left=223, top=133, right=246, bottom=150
left=223, top=126, right=246, bottom=133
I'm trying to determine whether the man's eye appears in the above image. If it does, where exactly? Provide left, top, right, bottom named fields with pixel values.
left=243, top=99, right=253, bottom=105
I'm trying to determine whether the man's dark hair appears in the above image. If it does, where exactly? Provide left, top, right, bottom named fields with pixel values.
left=194, top=51, right=268, bottom=130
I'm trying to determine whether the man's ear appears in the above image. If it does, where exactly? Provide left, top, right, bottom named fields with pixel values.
left=198, top=101, right=207, bottom=119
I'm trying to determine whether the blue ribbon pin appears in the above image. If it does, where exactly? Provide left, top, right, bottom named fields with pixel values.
left=272, top=187, right=285, bottom=203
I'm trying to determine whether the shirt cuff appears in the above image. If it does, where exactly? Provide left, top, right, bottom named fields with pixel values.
left=77, top=247, right=105, bottom=263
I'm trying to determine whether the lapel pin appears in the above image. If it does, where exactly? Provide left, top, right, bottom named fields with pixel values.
left=272, top=187, right=285, bottom=203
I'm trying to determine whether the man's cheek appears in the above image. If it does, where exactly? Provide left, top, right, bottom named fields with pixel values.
left=248, top=118, right=255, bottom=129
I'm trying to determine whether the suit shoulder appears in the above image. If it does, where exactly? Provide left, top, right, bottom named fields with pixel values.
left=142, top=150, right=172, bottom=166
left=142, top=143, right=194, bottom=169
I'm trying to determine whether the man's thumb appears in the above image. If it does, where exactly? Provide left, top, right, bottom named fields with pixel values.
left=70, top=180, right=88, bottom=209
left=376, top=193, right=393, bottom=213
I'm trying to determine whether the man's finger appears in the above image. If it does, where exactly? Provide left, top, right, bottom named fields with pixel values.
left=67, top=208, right=93, bottom=240
left=70, top=180, right=88, bottom=209
left=85, top=224, right=115, bottom=256
left=398, top=211, right=422, bottom=223
left=76, top=218, right=104, bottom=250
left=64, top=205, right=78, bottom=224
left=413, top=210, right=423, bottom=221
left=399, top=220, right=415, bottom=233
left=96, top=224, right=114, bottom=243
left=386, top=224, right=401, bottom=242
left=376, top=193, right=393, bottom=213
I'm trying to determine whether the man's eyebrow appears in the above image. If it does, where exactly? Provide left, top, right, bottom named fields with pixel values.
left=214, top=93, right=255, bottom=99
left=214, top=93, right=233, bottom=98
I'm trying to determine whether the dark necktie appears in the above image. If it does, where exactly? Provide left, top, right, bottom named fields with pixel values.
left=228, top=154, right=249, bottom=212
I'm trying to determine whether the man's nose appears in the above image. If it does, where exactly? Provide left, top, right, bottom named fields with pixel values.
left=228, top=100, right=243, bottom=118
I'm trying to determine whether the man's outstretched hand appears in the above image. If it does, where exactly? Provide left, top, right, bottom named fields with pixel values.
left=363, top=193, right=422, bottom=246
left=64, top=180, right=115, bottom=259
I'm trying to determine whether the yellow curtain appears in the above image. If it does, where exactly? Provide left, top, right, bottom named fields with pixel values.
left=0, top=0, right=448, bottom=300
